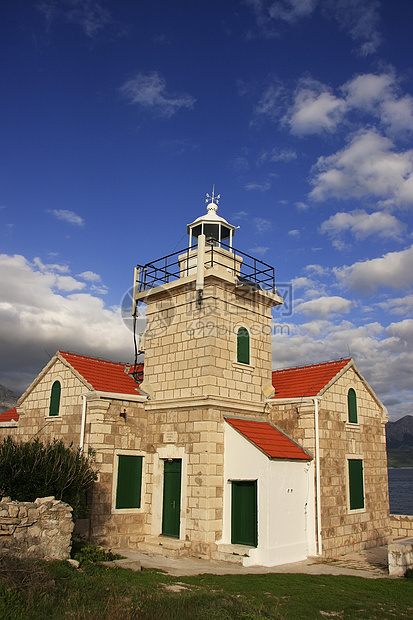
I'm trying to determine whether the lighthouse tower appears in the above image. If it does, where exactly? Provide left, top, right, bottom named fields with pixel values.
left=133, top=191, right=283, bottom=406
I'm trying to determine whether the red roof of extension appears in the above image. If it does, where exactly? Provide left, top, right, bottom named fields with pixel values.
left=58, top=351, right=143, bottom=395
left=0, top=407, right=19, bottom=423
left=271, top=358, right=351, bottom=400
left=226, top=417, right=312, bottom=461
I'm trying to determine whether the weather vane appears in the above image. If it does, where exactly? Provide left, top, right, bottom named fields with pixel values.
left=206, top=185, right=220, bottom=212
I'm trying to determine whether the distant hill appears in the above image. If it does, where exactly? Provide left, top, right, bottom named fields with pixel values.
left=0, top=384, right=20, bottom=414
left=386, top=415, right=413, bottom=467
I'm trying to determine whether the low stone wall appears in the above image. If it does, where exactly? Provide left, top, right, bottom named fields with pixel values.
left=390, top=514, right=413, bottom=539
left=388, top=538, right=413, bottom=576
left=0, top=496, right=74, bottom=560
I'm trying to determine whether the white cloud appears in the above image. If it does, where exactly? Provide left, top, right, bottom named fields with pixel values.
left=78, top=270, right=102, bottom=282
left=254, top=80, right=285, bottom=120
left=272, top=317, right=413, bottom=420
left=342, top=72, right=413, bottom=135
left=304, top=263, right=329, bottom=276
left=320, top=209, right=404, bottom=247
left=378, top=295, right=413, bottom=316
left=33, top=257, right=69, bottom=273
left=246, top=0, right=382, bottom=55
left=295, top=201, right=309, bottom=211
left=67, top=0, right=111, bottom=37
left=37, top=0, right=112, bottom=38
left=334, top=245, right=413, bottom=292
left=47, top=209, right=84, bottom=226
left=245, top=181, right=271, bottom=192
left=257, top=148, right=297, bottom=164
left=386, top=318, right=413, bottom=344
left=380, top=95, right=413, bottom=135
left=273, top=320, right=383, bottom=369
left=343, top=72, right=394, bottom=109
left=253, top=217, right=272, bottom=233
left=0, top=254, right=132, bottom=392
left=291, top=276, right=312, bottom=288
left=231, top=210, right=249, bottom=220
left=231, top=156, right=249, bottom=172
left=287, top=79, right=346, bottom=135
left=54, top=275, right=86, bottom=292
left=323, top=0, right=382, bottom=56
left=120, top=72, right=195, bottom=118
left=295, top=295, right=353, bottom=317
left=310, top=130, right=413, bottom=207
left=269, top=0, right=317, bottom=23
left=248, top=246, right=269, bottom=255
left=258, top=69, right=413, bottom=140
left=288, top=229, right=300, bottom=237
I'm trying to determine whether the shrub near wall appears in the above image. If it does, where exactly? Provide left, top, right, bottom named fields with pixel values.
left=0, top=437, right=97, bottom=519
left=0, top=496, right=74, bottom=560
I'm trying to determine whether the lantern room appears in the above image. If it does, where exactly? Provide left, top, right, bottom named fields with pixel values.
left=187, top=187, right=236, bottom=249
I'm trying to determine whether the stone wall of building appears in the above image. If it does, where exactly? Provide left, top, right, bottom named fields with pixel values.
left=269, top=365, right=392, bottom=559
left=0, top=496, right=74, bottom=560
left=319, top=367, right=391, bottom=557
left=0, top=423, right=18, bottom=440
left=15, top=357, right=85, bottom=446
left=142, top=274, right=276, bottom=404
left=82, top=397, right=148, bottom=549
left=83, top=397, right=226, bottom=558
left=391, top=514, right=413, bottom=539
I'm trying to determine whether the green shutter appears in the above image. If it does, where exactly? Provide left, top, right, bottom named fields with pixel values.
left=237, top=327, right=250, bottom=365
left=116, top=455, right=142, bottom=509
left=49, top=381, right=61, bottom=417
left=348, top=459, right=364, bottom=510
left=348, top=388, right=358, bottom=423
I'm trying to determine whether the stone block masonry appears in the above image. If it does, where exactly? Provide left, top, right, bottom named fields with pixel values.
left=390, top=514, right=413, bottom=539
left=388, top=538, right=413, bottom=576
left=0, top=496, right=74, bottom=560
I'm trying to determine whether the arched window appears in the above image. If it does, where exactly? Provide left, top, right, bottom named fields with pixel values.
left=237, top=327, right=250, bottom=365
left=347, top=388, right=357, bottom=424
left=49, top=380, right=61, bottom=417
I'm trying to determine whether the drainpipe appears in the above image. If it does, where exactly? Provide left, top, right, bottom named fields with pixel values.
left=79, top=394, right=87, bottom=453
left=313, top=397, right=322, bottom=556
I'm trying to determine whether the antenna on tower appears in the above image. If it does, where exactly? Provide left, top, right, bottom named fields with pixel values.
left=206, top=185, right=220, bottom=210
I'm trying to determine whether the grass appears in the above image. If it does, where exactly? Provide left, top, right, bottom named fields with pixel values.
left=0, top=554, right=412, bottom=619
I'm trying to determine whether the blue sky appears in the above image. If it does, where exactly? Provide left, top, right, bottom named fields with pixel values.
left=1, top=0, right=413, bottom=420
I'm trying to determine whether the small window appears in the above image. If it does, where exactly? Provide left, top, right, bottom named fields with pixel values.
left=348, top=388, right=357, bottom=423
left=237, top=327, right=250, bottom=365
left=348, top=459, right=364, bottom=510
left=115, top=455, right=143, bottom=509
left=49, top=380, right=61, bottom=417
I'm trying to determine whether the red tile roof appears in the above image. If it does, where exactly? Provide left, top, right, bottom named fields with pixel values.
left=0, top=407, right=19, bottom=423
left=59, top=351, right=142, bottom=395
left=226, top=417, right=312, bottom=460
left=271, top=358, right=351, bottom=400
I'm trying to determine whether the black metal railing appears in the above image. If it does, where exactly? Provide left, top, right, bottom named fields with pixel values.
left=135, top=242, right=275, bottom=292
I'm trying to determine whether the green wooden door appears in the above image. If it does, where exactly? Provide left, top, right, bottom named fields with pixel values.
left=162, top=459, right=182, bottom=538
left=231, top=480, right=258, bottom=547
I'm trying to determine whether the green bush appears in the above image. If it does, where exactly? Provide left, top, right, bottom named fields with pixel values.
left=0, top=436, right=97, bottom=519
left=71, top=542, right=123, bottom=564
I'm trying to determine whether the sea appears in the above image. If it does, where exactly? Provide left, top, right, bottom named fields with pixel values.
left=388, top=468, right=413, bottom=515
